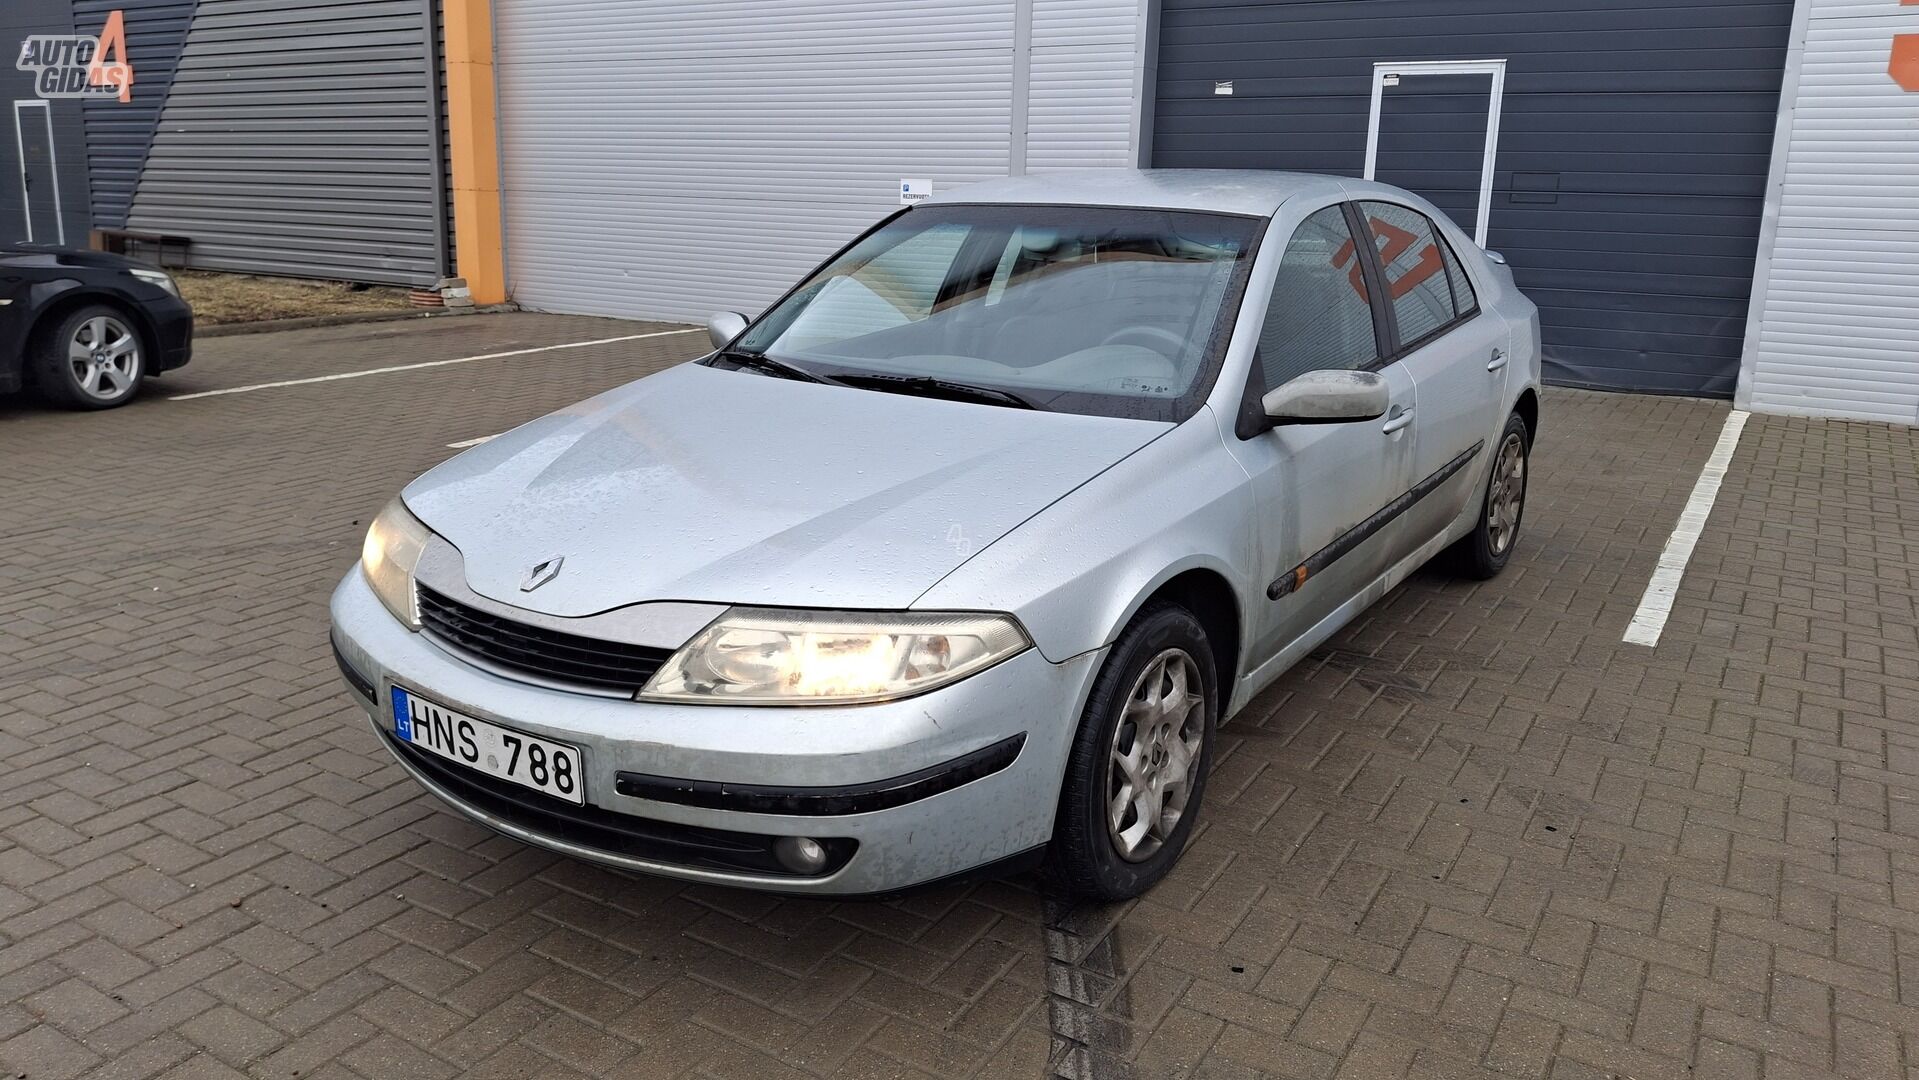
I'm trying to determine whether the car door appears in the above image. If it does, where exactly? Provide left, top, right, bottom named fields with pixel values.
left=1229, top=202, right=1418, bottom=668
left=1351, top=200, right=1509, bottom=547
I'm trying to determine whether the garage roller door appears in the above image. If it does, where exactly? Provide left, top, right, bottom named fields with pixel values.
left=1150, top=0, right=1797, bottom=397
left=1739, top=0, right=1919, bottom=424
left=494, top=0, right=1146, bottom=324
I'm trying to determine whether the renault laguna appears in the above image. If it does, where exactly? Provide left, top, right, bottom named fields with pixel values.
left=330, top=170, right=1541, bottom=899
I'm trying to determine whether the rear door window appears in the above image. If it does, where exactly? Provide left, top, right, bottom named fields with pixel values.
left=1440, top=235, right=1479, bottom=318
left=1355, top=201, right=1471, bottom=349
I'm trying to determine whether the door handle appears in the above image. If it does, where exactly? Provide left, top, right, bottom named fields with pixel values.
left=1487, top=348, right=1508, bottom=372
left=1381, top=408, right=1414, bottom=434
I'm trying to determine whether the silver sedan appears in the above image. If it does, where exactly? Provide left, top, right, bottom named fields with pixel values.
left=330, top=169, right=1541, bottom=899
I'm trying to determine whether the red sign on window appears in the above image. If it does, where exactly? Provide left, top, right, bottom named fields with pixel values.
left=1331, top=217, right=1446, bottom=304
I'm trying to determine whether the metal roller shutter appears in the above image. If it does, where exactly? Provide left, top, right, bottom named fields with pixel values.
left=1739, top=0, right=1919, bottom=424
left=494, top=0, right=1146, bottom=324
left=75, top=0, right=197, bottom=232
left=126, top=0, right=444, bottom=286
left=1028, top=0, right=1146, bottom=171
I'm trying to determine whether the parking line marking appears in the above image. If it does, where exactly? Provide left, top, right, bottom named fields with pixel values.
left=446, top=434, right=497, bottom=449
left=1623, top=408, right=1750, bottom=648
left=167, top=328, right=702, bottom=401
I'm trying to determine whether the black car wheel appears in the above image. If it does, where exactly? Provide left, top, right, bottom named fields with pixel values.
left=1451, top=411, right=1531, bottom=579
left=1046, top=602, right=1217, bottom=901
left=33, top=304, right=145, bottom=409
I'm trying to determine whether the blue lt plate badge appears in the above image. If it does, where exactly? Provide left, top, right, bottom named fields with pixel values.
left=391, top=686, right=413, bottom=740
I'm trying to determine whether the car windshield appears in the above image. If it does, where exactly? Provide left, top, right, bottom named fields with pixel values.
left=728, top=204, right=1262, bottom=421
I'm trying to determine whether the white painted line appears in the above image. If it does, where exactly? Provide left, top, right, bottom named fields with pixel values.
left=446, top=434, right=497, bottom=449
left=167, top=328, right=702, bottom=401
left=1623, top=409, right=1750, bottom=648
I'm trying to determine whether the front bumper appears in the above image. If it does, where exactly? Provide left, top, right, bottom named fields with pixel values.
left=329, top=571, right=1099, bottom=894
left=147, top=293, right=193, bottom=373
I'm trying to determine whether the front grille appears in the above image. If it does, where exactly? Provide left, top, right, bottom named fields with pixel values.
left=383, top=731, right=855, bottom=877
left=415, top=584, right=674, bottom=693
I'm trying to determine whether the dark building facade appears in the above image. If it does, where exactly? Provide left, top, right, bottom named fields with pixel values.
left=1150, top=0, right=1800, bottom=397
left=3, top=0, right=93, bottom=249
left=6, top=0, right=1913, bottom=419
left=1, top=0, right=449, bottom=286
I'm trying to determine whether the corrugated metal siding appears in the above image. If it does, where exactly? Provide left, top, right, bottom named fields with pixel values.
left=75, top=0, right=196, bottom=231
left=433, top=0, right=453, bottom=275
left=126, top=0, right=442, bottom=285
left=1742, top=0, right=1919, bottom=424
left=1151, top=0, right=1797, bottom=397
left=495, top=0, right=1141, bottom=323
left=1028, top=0, right=1141, bottom=170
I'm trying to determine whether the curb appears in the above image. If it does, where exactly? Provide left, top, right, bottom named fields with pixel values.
left=198, top=304, right=520, bottom=338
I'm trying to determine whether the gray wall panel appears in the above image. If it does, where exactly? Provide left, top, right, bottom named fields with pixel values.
left=1151, top=0, right=1797, bottom=397
left=1741, top=0, right=1919, bottom=423
left=495, top=0, right=1143, bottom=323
left=126, top=0, right=443, bottom=285
left=433, top=0, right=451, bottom=276
left=75, top=0, right=196, bottom=232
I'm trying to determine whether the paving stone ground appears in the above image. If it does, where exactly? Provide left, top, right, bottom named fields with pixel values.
left=2, top=312, right=1916, bottom=1080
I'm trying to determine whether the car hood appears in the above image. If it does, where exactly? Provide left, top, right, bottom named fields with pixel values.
left=403, top=362, right=1170, bottom=616
left=0, top=245, right=153, bottom=271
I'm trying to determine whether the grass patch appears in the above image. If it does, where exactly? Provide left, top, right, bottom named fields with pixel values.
left=175, top=271, right=415, bottom=326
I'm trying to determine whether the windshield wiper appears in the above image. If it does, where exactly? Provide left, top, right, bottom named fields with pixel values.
left=712, top=348, right=829, bottom=384
left=830, top=373, right=1040, bottom=411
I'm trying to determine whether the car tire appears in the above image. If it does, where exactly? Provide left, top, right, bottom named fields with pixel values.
left=1452, top=410, right=1531, bottom=580
left=31, top=304, right=146, bottom=410
left=1046, top=602, right=1218, bottom=901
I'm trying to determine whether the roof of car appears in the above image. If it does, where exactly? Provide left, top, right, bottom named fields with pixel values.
left=924, top=169, right=1360, bottom=218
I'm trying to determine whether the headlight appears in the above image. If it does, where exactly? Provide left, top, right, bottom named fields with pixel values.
left=360, top=497, right=432, bottom=628
left=640, top=608, right=1029, bottom=705
left=128, top=268, right=178, bottom=296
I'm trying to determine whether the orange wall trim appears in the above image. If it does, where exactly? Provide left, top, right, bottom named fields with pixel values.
left=443, top=0, right=507, bottom=304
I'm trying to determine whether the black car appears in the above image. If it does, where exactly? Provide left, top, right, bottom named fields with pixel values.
left=0, top=246, right=194, bottom=409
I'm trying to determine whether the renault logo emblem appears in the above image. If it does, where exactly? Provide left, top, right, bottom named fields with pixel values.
left=521, top=556, right=564, bottom=592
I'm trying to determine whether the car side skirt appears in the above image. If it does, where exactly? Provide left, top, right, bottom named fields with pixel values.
left=1231, top=461, right=1490, bottom=717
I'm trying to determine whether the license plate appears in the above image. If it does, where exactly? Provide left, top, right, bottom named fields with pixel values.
left=391, top=686, right=584, bottom=805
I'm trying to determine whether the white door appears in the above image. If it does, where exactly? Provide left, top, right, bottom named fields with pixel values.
left=13, top=101, right=64, bottom=245
left=1364, top=60, right=1507, bottom=247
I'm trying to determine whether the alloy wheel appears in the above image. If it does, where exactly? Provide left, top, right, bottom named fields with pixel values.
left=69, top=315, right=140, bottom=401
left=1106, top=648, right=1208, bottom=863
left=1486, top=431, right=1527, bottom=555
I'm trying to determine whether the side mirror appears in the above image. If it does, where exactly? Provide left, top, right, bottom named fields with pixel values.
left=706, top=311, right=748, bottom=351
left=1262, top=370, right=1390, bottom=426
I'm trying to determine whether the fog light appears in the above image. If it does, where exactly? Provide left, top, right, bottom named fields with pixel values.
left=774, top=836, right=829, bottom=874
